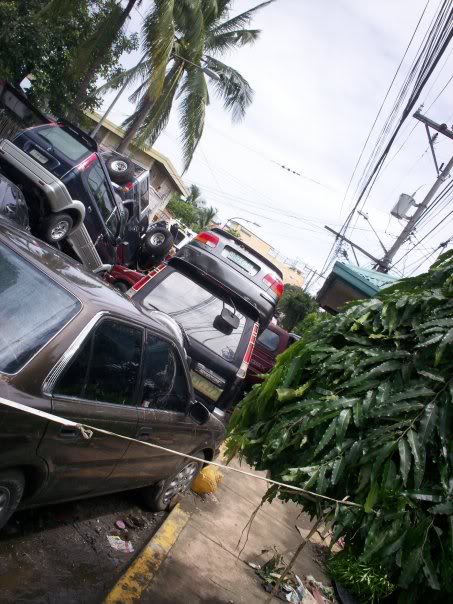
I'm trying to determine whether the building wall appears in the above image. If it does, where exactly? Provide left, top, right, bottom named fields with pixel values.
left=229, top=222, right=304, bottom=288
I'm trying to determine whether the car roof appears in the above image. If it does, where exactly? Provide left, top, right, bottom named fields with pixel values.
left=0, top=220, right=181, bottom=342
left=210, top=227, right=283, bottom=278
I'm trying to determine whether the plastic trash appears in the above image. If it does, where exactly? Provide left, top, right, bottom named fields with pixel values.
left=191, top=466, right=223, bottom=494
left=107, top=535, right=134, bottom=553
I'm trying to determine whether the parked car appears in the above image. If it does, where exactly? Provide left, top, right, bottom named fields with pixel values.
left=2, top=122, right=173, bottom=267
left=0, top=218, right=224, bottom=530
left=128, top=258, right=260, bottom=412
left=176, top=229, right=284, bottom=327
left=246, top=322, right=300, bottom=386
left=0, top=172, right=30, bottom=232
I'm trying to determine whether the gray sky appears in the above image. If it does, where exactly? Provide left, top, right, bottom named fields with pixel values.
left=102, top=0, right=453, bottom=289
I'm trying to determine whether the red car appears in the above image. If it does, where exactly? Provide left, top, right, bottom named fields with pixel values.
left=246, top=322, right=300, bottom=385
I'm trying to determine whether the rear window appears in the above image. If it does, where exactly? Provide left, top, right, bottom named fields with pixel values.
left=141, top=271, right=246, bottom=362
left=257, top=328, right=280, bottom=352
left=38, top=126, right=89, bottom=162
left=0, top=244, right=81, bottom=373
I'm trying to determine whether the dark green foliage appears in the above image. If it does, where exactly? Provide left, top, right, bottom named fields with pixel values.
left=0, top=1, right=137, bottom=115
left=277, top=284, right=318, bottom=331
left=167, top=184, right=217, bottom=232
left=227, top=251, right=453, bottom=602
left=327, top=554, right=395, bottom=603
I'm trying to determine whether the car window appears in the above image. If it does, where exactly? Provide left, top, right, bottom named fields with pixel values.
left=0, top=178, right=29, bottom=228
left=257, top=328, right=280, bottom=352
left=141, top=333, right=189, bottom=413
left=139, top=178, right=149, bottom=213
left=55, top=319, right=142, bottom=406
left=0, top=244, right=80, bottom=373
left=86, top=160, right=120, bottom=234
left=38, top=126, right=90, bottom=161
left=141, top=271, right=246, bottom=362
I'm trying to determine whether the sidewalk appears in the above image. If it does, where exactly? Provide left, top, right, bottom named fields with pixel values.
left=141, top=459, right=331, bottom=603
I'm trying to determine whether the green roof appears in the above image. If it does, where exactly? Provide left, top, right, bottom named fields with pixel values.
left=333, top=262, right=398, bottom=296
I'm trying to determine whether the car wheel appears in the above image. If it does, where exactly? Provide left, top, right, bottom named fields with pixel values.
left=0, top=470, right=25, bottom=531
left=143, top=227, right=173, bottom=256
left=142, top=456, right=203, bottom=512
left=41, top=213, right=74, bottom=243
left=112, top=280, right=129, bottom=293
left=105, top=156, right=135, bottom=184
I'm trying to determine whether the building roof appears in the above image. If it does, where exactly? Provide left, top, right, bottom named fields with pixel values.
left=333, top=262, right=398, bottom=296
left=85, top=110, right=188, bottom=197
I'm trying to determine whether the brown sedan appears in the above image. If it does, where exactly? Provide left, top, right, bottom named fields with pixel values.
left=0, top=219, right=224, bottom=530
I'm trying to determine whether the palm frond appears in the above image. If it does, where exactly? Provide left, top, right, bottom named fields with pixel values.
left=130, top=62, right=185, bottom=146
left=172, top=0, right=206, bottom=61
left=209, top=1, right=274, bottom=36
left=98, top=59, right=151, bottom=93
left=201, top=0, right=220, bottom=26
left=205, top=28, right=261, bottom=53
left=142, top=0, right=176, bottom=100
left=36, top=0, right=79, bottom=19
left=179, top=67, right=209, bottom=171
left=203, top=56, right=253, bottom=121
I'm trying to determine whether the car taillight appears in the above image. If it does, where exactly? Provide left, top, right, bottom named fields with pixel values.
left=122, top=182, right=134, bottom=192
left=195, top=231, right=219, bottom=248
left=237, top=322, right=259, bottom=379
left=262, top=273, right=284, bottom=298
left=127, top=263, right=167, bottom=296
left=76, top=152, right=97, bottom=172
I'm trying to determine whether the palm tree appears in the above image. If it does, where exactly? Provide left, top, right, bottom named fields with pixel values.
left=186, top=184, right=206, bottom=207
left=196, top=206, right=217, bottom=230
left=106, top=1, right=274, bottom=169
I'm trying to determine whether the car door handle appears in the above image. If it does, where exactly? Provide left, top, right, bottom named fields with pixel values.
left=137, top=428, right=152, bottom=441
left=59, top=427, right=80, bottom=439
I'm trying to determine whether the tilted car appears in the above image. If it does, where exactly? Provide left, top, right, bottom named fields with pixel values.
left=0, top=218, right=224, bottom=530
left=0, top=172, right=30, bottom=232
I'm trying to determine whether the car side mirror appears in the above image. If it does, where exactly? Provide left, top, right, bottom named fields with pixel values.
left=189, top=401, right=210, bottom=425
left=213, top=307, right=240, bottom=335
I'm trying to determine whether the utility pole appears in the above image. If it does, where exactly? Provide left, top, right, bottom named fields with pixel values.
left=324, top=226, right=388, bottom=270
left=377, top=111, right=453, bottom=272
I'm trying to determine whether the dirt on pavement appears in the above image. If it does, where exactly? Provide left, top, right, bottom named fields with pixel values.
left=0, top=490, right=166, bottom=604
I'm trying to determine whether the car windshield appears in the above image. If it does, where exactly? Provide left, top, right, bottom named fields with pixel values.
left=141, top=271, right=246, bottom=362
left=0, top=244, right=81, bottom=373
left=38, top=126, right=90, bottom=162
left=257, top=328, right=280, bottom=352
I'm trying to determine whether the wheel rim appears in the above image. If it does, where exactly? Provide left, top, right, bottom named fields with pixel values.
left=50, top=220, right=70, bottom=241
left=111, top=160, right=128, bottom=173
left=150, top=232, right=166, bottom=246
left=0, top=486, right=11, bottom=514
left=162, top=462, right=199, bottom=505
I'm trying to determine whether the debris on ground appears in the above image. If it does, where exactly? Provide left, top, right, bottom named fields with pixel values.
left=250, top=548, right=337, bottom=603
left=115, top=520, right=126, bottom=530
left=107, top=535, right=134, bottom=553
left=191, top=466, right=223, bottom=494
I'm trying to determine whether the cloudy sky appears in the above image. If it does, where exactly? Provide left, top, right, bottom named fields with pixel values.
left=102, top=0, right=453, bottom=290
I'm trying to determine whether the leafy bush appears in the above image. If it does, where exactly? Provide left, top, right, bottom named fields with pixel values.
left=227, top=251, right=453, bottom=602
left=277, top=285, right=318, bottom=331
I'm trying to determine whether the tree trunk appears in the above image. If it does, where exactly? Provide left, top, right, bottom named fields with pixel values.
left=116, top=96, right=153, bottom=154
left=69, top=0, right=137, bottom=116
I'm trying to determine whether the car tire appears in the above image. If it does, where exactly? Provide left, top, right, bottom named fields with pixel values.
left=0, top=470, right=25, bottom=531
left=112, top=280, right=129, bottom=293
left=41, top=213, right=74, bottom=243
left=143, top=227, right=173, bottom=256
left=105, top=155, right=135, bottom=185
left=142, top=455, right=204, bottom=512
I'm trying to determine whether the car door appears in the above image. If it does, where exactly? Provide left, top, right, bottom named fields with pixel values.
left=111, top=331, right=205, bottom=488
left=35, top=317, right=143, bottom=503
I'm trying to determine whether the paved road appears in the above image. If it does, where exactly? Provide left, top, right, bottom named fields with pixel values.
left=0, top=491, right=166, bottom=604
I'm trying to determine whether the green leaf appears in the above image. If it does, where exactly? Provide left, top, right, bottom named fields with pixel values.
left=435, top=327, right=453, bottom=365
left=417, top=370, right=445, bottom=383
left=336, top=409, right=351, bottom=447
left=331, top=456, right=345, bottom=485
left=398, top=439, right=411, bottom=487
left=314, top=418, right=336, bottom=456
left=316, top=465, right=327, bottom=494
left=422, top=541, right=441, bottom=590
left=419, top=402, right=438, bottom=444
left=365, top=480, right=379, bottom=513
left=407, top=430, right=425, bottom=488
left=353, top=398, right=362, bottom=427
left=346, top=440, right=362, bottom=465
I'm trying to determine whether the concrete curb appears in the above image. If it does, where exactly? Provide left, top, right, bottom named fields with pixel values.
left=103, top=504, right=190, bottom=604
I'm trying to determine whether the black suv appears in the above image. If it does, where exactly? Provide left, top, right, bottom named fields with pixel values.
left=9, top=122, right=172, bottom=267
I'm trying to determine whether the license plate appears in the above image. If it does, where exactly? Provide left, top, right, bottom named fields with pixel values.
left=223, top=249, right=258, bottom=275
left=29, top=148, right=49, bottom=165
left=191, top=370, right=223, bottom=402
